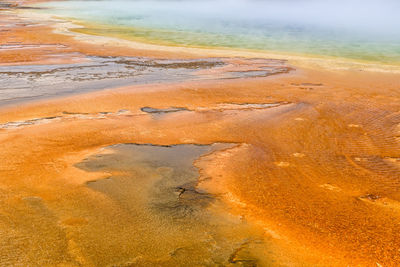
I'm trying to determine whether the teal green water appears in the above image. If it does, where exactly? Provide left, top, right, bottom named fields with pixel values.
left=39, top=0, right=400, bottom=64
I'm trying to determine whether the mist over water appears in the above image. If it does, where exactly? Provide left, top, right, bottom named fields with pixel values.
left=41, top=0, right=400, bottom=63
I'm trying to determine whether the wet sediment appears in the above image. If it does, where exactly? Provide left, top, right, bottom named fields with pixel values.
left=1, top=70, right=400, bottom=266
left=72, top=143, right=272, bottom=266
left=1, top=3, right=400, bottom=267
left=0, top=56, right=291, bottom=106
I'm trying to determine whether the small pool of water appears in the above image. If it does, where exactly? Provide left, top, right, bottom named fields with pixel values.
left=74, top=143, right=273, bottom=265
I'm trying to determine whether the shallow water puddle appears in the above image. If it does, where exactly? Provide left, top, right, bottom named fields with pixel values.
left=75, top=143, right=272, bottom=266
left=0, top=56, right=292, bottom=106
left=0, top=57, right=224, bottom=105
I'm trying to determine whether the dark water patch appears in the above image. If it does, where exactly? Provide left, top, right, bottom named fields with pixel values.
left=141, top=106, right=190, bottom=114
left=76, top=143, right=230, bottom=219
left=74, top=143, right=273, bottom=265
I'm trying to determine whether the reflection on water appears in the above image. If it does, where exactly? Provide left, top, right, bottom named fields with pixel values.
left=39, top=0, right=400, bottom=63
left=74, top=143, right=273, bottom=266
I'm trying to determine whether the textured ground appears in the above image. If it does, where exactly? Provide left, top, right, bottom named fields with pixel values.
left=1, top=2, right=400, bottom=266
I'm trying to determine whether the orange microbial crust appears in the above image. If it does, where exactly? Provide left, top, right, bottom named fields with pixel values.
left=1, top=2, right=400, bottom=267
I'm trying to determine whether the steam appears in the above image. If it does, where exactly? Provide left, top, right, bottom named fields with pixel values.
left=44, top=0, right=400, bottom=42
left=144, top=0, right=400, bottom=38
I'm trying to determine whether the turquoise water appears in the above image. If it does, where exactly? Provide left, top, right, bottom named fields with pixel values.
left=40, top=0, right=400, bottom=63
